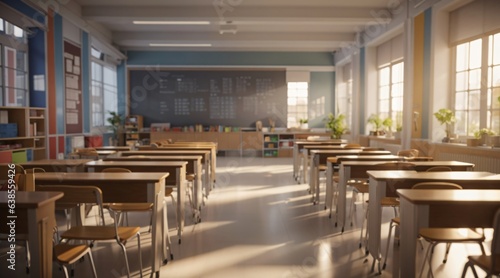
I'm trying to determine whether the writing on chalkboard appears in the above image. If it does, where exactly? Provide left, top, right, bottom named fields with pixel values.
left=129, top=69, right=287, bottom=128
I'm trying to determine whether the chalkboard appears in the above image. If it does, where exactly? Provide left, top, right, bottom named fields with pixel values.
left=128, top=69, right=287, bottom=128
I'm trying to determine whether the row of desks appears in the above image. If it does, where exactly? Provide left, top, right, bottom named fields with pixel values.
left=8, top=143, right=218, bottom=277
left=294, top=142, right=500, bottom=277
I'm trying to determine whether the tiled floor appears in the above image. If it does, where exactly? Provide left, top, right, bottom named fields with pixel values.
left=0, top=157, right=491, bottom=277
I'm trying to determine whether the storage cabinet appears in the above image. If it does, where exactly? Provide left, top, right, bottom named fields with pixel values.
left=125, top=115, right=143, bottom=146
left=0, top=107, right=46, bottom=162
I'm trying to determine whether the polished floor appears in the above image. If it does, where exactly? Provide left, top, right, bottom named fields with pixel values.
left=1, top=157, right=491, bottom=277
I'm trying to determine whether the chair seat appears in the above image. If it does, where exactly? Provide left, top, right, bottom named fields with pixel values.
left=107, top=202, right=153, bottom=212
left=319, top=165, right=327, bottom=171
left=352, top=183, right=369, bottom=193
left=62, top=226, right=140, bottom=242
left=54, top=244, right=90, bottom=265
left=186, top=174, right=196, bottom=181
left=380, top=197, right=400, bottom=207
left=419, top=228, right=485, bottom=242
left=165, top=187, right=174, bottom=196
left=466, top=255, right=500, bottom=274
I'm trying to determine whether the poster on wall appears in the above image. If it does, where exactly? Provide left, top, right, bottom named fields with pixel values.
left=63, top=40, right=82, bottom=134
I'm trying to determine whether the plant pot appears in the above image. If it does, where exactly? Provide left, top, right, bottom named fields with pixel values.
left=467, top=138, right=480, bottom=147
left=486, top=135, right=500, bottom=147
left=394, top=131, right=401, bottom=139
left=442, top=137, right=450, bottom=143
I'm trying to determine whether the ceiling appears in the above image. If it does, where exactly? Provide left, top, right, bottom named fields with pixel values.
left=73, top=0, right=392, bottom=52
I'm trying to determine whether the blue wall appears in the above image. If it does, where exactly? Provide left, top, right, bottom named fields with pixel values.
left=28, top=27, right=46, bottom=107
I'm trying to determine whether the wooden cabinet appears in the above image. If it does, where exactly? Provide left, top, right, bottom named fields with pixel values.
left=125, top=115, right=143, bottom=146
left=0, top=107, right=46, bottom=162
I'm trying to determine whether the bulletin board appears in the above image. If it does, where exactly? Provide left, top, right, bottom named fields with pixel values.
left=63, top=40, right=82, bottom=134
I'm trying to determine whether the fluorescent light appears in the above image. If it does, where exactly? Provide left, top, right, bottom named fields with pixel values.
left=134, top=21, right=210, bottom=25
left=149, top=43, right=212, bottom=47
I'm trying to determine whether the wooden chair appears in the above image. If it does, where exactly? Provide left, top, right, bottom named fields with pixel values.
left=101, top=167, right=174, bottom=261
left=461, top=208, right=500, bottom=278
left=37, top=185, right=143, bottom=278
left=382, top=182, right=463, bottom=271
left=100, top=167, right=154, bottom=226
left=53, top=226, right=98, bottom=278
left=351, top=162, right=415, bottom=255
left=382, top=182, right=486, bottom=278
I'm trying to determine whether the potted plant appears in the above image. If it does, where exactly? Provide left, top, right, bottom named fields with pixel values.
left=382, top=117, right=393, bottom=137
left=367, top=114, right=384, bottom=136
left=325, top=113, right=346, bottom=139
left=433, top=108, right=456, bottom=142
left=106, top=111, right=124, bottom=146
left=474, top=128, right=496, bottom=146
left=299, top=118, right=309, bottom=129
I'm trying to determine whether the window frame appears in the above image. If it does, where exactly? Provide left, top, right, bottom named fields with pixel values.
left=287, top=81, right=308, bottom=128
left=90, top=57, right=118, bottom=129
left=377, top=59, right=404, bottom=127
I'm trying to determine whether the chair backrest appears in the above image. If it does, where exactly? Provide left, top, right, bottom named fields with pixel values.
left=425, top=166, right=452, bottom=172
left=397, top=149, right=419, bottom=158
left=101, top=167, right=132, bottom=173
left=411, top=182, right=463, bottom=190
left=491, top=208, right=500, bottom=256
left=37, top=185, right=105, bottom=225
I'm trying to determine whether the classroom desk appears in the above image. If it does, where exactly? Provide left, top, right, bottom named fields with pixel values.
left=84, top=160, right=190, bottom=226
left=94, top=146, right=132, bottom=152
left=366, top=170, right=500, bottom=272
left=328, top=160, right=474, bottom=232
left=95, top=150, right=117, bottom=158
left=138, top=144, right=217, bottom=187
left=300, top=145, right=350, bottom=184
left=121, top=150, right=212, bottom=197
left=0, top=191, right=63, bottom=278
left=293, top=140, right=344, bottom=181
left=20, top=159, right=93, bottom=173
left=397, top=189, right=500, bottom=278
left=30, top=172, right=168, bottom=276
left=309, top=150, right=391, bottom=204
left=104, top=155, right=204, bottom=211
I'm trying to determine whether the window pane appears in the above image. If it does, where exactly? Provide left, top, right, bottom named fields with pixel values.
left=469, top=39, right=482, bottom=69
left=494, top=34, right=500, bottom=65
left=493, top=87, right=500, bottom=109
left=468, top=111, right=480, bottom=134
left=392, top=83, right=404, bottom=97
left=0, top=19, right=3, bottom=32
left=456, top=43, right=469, bottom=71
left=469, top=69, right=481, bottom=90
left=392, top=96, right=403, bottom=111
left=16, top=51, right=26, bottom=71
left=455, top=111, right=467, bottom=135
left=379, top=86, right=389, bottom=99
left=456, top=71, right=467, bottom=91
left=104, top=67, right=116, bottom=85
left=455, top=92, right=467, bottom=110
left=379, top=100, right=389, bottom=113
left=392, top=62, right=404, bottom=83
left=492, top=110, right=500, bottom=133
left=493, top=65, right=500, bottom=87
left=379, top=67, right=390, bottom=86
left=469, top=90, right=481, bottom=110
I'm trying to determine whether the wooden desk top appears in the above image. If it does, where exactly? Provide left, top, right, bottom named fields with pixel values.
left=330, top=155, right=401, bottom=163
left=104, top=155, right=202, bottom=161
left=367, top=170, right=498, bottom=180
left=339, top=160, right=474, bottom=167
left=33, top=172, right=169, bottom=182
left=94, top=146, right=131, bottom=151
left=95, top=150, right=117, bottom=155
left=311, top=150, right=391, bottom=155
left=122, top=150, right=210, bottom=156
left=303, top=145, right=347, bottom=149
left=21, top=159, right=93, bottom=166
left=0, top=191, right=63, bottom=208
left=85, top=160, right=187, bottom=167
left=398, top=189, right=500, bottom=205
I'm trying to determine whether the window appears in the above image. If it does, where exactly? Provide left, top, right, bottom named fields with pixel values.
left=378, top=60, right=404, bottom=125
left=453, top=32, right=500, bottom=136
left=287, top=82, right=308, bottom=128
left=0, top=18, right=28, bottom=107
left=91, top=61, right=117, bottom=128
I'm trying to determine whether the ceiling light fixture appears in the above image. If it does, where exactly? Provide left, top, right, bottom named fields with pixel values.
left=149, top=43, right=212, bottom=47
left=134, top=21, right=210, bottom=25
